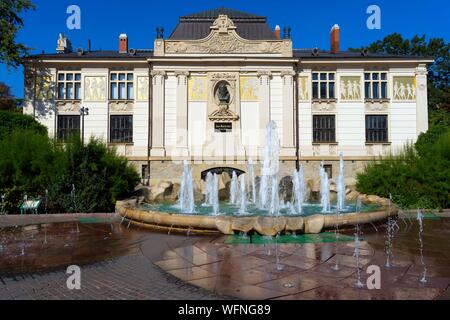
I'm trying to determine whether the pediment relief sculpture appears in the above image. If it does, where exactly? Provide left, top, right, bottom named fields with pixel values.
left=163, top=15, right=289, bottom=56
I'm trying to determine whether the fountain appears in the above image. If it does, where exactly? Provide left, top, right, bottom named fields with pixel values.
left=337, top=153, right=346, bottom=212
left=230, top=171, right=238, bottom=205
left=320, top=162, right=331, bottom=213
left=247, top=159, right=257, bottom=204
left=119, top=121, right=396, bottom=236
left=238, top=174, right=247, bottom=215
left=178, top=161, right=195, bottom=214
left=417, top=209, right=427, bottom=283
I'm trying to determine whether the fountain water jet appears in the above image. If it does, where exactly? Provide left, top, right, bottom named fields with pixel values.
left=259, top=122, right=281, bottom=216
left=320, top=162, right=331, bottom=213
left=292, top=166, right=307, bottom=215
left=212, top=174, right=220, bottom=216
left=238, top=174, right=247, bottom=215
left=178, top=161, right=195, bottom=214
left=337, top=153, right=346, bottom=212
left=417, top=209, right=428, bottom=283
left=203, top=172, right=214, bottom=206
left=229, top=171, right=238, bottom=205
left=247, top=159, right=257, bottom=204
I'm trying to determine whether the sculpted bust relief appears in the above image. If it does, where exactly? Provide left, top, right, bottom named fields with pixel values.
left=217, top=82, right=231, bottom=105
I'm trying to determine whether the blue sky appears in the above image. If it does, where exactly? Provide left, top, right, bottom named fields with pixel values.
left=1, top=0, right=449, bottom=98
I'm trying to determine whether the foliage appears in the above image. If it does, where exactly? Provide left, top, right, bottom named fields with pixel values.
left=0, top=129, right=140, bottom=214
left=350, top=33, right=450, bottom=127
left=357, top=132, right=450, bottom=210
left=0, top=110, right=47, bottom=140
left=0, top=82, right=17, bottom=111
left=0, top=0, right=36, bottom=69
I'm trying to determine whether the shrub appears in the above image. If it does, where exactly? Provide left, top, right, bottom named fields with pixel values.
left=0, top=130, right=140, bottom=214
left=357, top=130, right=450, bottom=210
left=0, top=111, right=47, bottom=140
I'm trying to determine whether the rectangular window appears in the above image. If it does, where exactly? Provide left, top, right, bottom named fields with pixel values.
left=57, top=115, right=80, bottom=142
left=110, top=115, right=133, bottom=143
left=364, top=72, right=388, bottom=100
left=110, top=72, right=134, bottom=100
left=312, top=72, right=336, bottom=100
left=313, top=115, right=336, bottom=143
left=57, top=72, right=82, bottom=100
left=366, top=115, right=388, bottom=143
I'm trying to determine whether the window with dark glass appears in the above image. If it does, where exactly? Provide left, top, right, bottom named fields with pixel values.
left=57, top=115, right=80, bottom=141
left=313, top=115, right=336, bottom=143
left=110, top=72, right=134, bottom=100
left=110, top=115, right=133, bottom=143
left=366, top=115, right=388, bottom=143
left=364, top=72, right=388, bottom=100
left=57, top=72, right=81, bottom=100
left=312, top=72, right=336, bottom=100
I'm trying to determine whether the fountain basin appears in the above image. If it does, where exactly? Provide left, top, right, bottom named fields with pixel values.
left=116, top=194, right=397, bottom=236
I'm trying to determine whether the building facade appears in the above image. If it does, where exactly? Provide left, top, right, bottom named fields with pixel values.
left=23, top=8, right=432, bottom=183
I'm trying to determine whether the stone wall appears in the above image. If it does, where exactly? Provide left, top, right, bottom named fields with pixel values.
left=129, top=160, right=368, bottom=203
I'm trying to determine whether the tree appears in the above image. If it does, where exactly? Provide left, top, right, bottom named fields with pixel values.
left=0, top=82, right=16, bottom=111
left=0, top=0, right=35, bottom=69
left=350, top=33, right=450, bottom=127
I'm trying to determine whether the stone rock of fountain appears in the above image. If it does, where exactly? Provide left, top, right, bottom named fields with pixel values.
left=304, top=214, right=325, bottom=234
left=231, top=217, right=257, bottom=234
left=215, top=216, right=234, bottom=235
left=346, top=190, right=360, bottom=202
left=279, top=177, right=294, bottom=202
left=285, top=217, right=305, bottom=233
left=221, top=172, right=231, bottom=186
left=254, top=217, right=286, bottom=236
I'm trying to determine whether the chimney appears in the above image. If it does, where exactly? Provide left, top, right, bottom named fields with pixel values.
left=275, top=25, right=281, bottom=40
left=119, top=34, right=128, bottom=53
left=330, top=24, right=340, bottom=54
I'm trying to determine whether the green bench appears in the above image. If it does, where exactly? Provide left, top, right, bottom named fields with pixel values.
left=19, top=199, right=42, bottom=215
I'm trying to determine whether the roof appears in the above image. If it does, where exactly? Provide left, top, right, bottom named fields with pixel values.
left=24, top=50, right=154, bottom=61
left=294, top=49, right=434, bottom=61
left=169, top=7, right=278, bottom=41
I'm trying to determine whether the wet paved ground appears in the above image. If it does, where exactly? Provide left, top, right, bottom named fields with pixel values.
left=156, top=216, right=450, bottom=300
left=0, top=217, right=226, bottom=300
left=0, top=214, right=449, bottom=300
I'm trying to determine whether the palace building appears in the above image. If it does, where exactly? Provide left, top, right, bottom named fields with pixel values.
left=23, top=7, right=432, bottom=183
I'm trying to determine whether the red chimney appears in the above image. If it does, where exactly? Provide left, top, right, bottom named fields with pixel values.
left=275, top=25, right=281, bottom=40
left=119, top=34, right=128, bottom=53
left=330, top=24, right=340, bottom=54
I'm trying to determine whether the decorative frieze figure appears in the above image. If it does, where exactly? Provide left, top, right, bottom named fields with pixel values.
left=393, top=76, right=416, bottom=101
left=298, top=76, right=309, bottom=101
left=340, top=76, right=361, bottom=101
left=240, top=76, right=259, bottom=101
left=188, top=77, right=207, bottom=101
left=84, top=76, right=106, bottom=101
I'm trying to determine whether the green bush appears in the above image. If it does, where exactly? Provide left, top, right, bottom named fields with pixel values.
left=0, top=130, right=140, bottom=214
left=357, top=131, right=450, bottom=210
left=0, top=111, right=47, bottom=140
